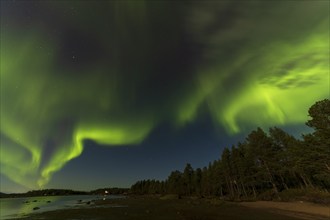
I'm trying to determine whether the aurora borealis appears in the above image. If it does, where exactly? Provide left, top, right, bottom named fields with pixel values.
left=0, top=1, right=329, bottom=192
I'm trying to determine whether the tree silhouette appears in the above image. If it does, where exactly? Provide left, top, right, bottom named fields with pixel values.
left=130, top=99, right=330, bottom=198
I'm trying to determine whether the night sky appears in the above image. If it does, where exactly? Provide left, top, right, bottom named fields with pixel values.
left=0, top=0, right=329, bottom=193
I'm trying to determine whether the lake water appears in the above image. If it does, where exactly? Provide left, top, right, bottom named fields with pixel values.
left=0, top=194, right=124, bottom=219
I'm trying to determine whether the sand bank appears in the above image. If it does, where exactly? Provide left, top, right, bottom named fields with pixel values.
left=240, top=201, right=329, bottom=220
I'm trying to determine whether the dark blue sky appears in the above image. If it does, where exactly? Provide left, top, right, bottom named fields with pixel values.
left=48, top=115, right=229, bottom=189
left=0, top=0, right=328, bottom=193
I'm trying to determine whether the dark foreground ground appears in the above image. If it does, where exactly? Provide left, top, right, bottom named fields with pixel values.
left=17, top=196, right=329, bottom=220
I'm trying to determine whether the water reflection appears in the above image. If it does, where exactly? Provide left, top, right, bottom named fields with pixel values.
left=0, top=195, right=123, bottom=219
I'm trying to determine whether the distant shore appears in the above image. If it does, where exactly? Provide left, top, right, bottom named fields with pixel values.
left=0, top=187, right=129, bottom=199
left=16, top=195, right=329, bottom=220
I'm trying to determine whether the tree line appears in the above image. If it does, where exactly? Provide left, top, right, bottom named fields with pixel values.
left=131, top=99, right=330, bottom=199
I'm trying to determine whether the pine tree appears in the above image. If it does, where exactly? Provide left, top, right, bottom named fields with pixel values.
left=246, top=128, right=279, bottom=195
left=305, top=99, right=330, bottom=188
left=183, top=163, right=194, bottom=195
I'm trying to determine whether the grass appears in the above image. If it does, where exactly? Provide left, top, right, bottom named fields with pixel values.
left=278, top=188, right=330, bottom=204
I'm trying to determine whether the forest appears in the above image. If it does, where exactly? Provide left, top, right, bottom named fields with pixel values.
left=131, top=99, right=330, bottom=201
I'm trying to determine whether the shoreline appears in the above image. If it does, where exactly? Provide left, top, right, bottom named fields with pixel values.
left=9, top=196, right=328, bottom=220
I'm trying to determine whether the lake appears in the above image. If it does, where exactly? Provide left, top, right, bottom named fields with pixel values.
left=0, top=194, right=124, bottom=219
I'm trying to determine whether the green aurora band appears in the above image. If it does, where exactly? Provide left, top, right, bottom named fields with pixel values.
left=0, top=1, right=329, bottom=189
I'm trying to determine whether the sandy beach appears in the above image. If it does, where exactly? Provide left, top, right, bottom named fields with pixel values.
left=240, top=201, right=329, bottom=220
left=13, top=196, right=329, bottom=220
